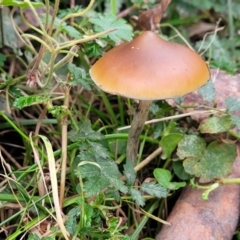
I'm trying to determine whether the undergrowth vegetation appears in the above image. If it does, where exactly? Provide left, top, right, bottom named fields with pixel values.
left=0, top=0, right=240, bottom=239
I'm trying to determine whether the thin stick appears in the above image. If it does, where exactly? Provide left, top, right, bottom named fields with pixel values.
left=118, top=109, right=223, bottom=131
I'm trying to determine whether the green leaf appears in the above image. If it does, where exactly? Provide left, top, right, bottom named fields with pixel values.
left=0, top=53, right=6, bottom=67
left=199, top=115, right=234, bottom=134
left=160, top=133, right=183, bottom=159
left=27, top=233, right=41, bottom=240
left=89, top=14, right=133, bottom=43
left=190, top=0, right=214, bottom=10
left=58, top=6, right=83, bottom=19
left=140, top=182, right=167, bottom=198
left=177, top=135, right=206, bottom=160
left=83, top=204, right=94, bottom=228
left=62, top=25, right=82, bottom=39
left=183, top=142, right=237, bottom=183
left=172, top=161, right=193, bottom=180
left=225, top=97, right=240, bottom=112
left=129, top=188, right=145, bottom=206
left=154, top=168, right=186, bottom=190
left=107, top=217, right=130, bottom=239
left=65, top=206, right=80, bottom=234
left=9, top=85, right=22, bottom=98
left=27, top=233, right=54, bottom=240
left=13, top=95, right=48, bottom=109
left=123, top=159, right=136, bottom=185
left=1, top=0, right=43, bottom=8
left=230, top=114, right=240, bottom=133
left=68, top=119, right=104, bottom=142
left=75, top=142, right=128, bottom=196
left=84, top=42, right=102, bottom=58
left=41, top=15, right=82, bottom=39
left=198, top=79, right=216, bottom=103
left=195, top=35, right=238, bottom=73
left=68, top=63, right=93, bottom=90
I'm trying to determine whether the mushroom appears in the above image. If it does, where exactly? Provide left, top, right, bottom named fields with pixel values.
left=90, top=31, right=210, bottom=163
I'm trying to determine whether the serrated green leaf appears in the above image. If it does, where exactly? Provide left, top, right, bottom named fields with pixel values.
left=199, top=115, right=234, bottom=134
left=58, top=6, right=83, bottom=18
left=61, top=25, right=82, bottom=39
left=154, top=168, right=186, bottom=190
left=107, top=217, right=130, bottom=239
left=225, top=97, right=240, bottom=112
left=41, top=15, right=82, bottom=39
left=13, top=95, right=48, bottom=109
left=1, top=0, right=43, bottom=8
left=68, top=63, right=93, bottom=90
left=198, top=79, right=215, bottom=103
left=89, top=14, right=133, bottom=43
left=140, top=182, right=167, bottom=198
left=89, top=142, right=110, bottom=159
left=160, top=133, right=183, bottom=159
left=177, top=135, right=206, bottom=160
left=106, top=188, right=121, bottom=202
left=130, top=188, right=145, bottom=206
left=123, top=160, right=136, bottom=185
left=183, top=142, right=237, bottom=183
left=74, top=143, right=128, bottom=196
left=172, top=161, right=193, bottom=180
left=65, top=206, right=80, bottom=234
left=83, top=204, right=94, bottom=228
left=84, top=42, right=102, bottom=58
left=68, top=119, right=104, bottom=142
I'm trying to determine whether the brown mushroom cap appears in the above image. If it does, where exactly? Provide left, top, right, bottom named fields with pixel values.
left=90, top=31, right=210, bottom=100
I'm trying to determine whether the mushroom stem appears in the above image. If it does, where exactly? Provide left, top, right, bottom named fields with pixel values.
left=126, top=100, right=152, bottom=163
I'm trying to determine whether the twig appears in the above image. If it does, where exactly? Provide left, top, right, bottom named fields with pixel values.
left=118, top=109, right=223, bottom=131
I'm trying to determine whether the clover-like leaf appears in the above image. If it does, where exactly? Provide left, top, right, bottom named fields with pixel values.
left=177, top=135, right=206, bottom=160
left=199, top=115, right=234, bottom=134
left=183, top=141, right=236, bottom=183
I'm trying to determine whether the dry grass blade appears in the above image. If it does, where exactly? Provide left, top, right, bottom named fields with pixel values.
left=38, top=135, right=69, bottom=240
